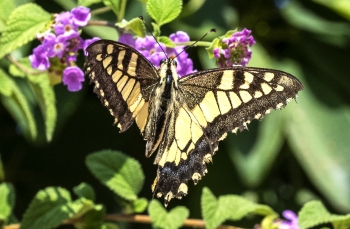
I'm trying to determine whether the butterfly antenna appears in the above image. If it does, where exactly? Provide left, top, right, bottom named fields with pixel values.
left=139, top=16, right=168, bottom=59
left=173, top=28, right=216, bottom=60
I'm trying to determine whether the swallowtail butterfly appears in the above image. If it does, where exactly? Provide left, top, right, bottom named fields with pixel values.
left=85, top=38, right=303, bottom=206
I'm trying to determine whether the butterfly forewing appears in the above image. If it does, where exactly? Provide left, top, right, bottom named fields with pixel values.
left=85, top=40, right=158, bottom=132
left=85, top=39, right=303, bottom=206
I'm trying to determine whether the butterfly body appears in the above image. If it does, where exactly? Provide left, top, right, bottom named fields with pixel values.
left=85, top=40, right=303, bottom=206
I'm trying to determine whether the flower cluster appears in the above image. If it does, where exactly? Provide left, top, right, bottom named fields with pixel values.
left=118, top=31, right=195, bottom=77
left=29, top=6, right=98, bottom=92
left=213, top=28, right=255, bottom=67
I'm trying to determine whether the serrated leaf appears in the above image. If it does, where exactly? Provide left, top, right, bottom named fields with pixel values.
left=152, top=22, right=161, bottom=37
left=78, top=0, right=103, bottom=7
left=27, top=72, right=57, bottom=142
left=146, top=0, right=182, bottom=27
left=102, top=0, right=121, bottom=16
left=0, top=70, right=37, bottom=139
left=116, top=18, right=146, bottom=37
left=0, top=3, right=52, bottom=60
left=0, top=0, right=16, bottom=32
left=0, top=183, right=15, bottom=221
left=201, top=187, right=277, bottom=229
left=148, top=200, right=189, bottom=229
left=298, top=201, right=350, bottom=229
left=132, top=197, right=148, bottom=213
left=74, top=204, right=105, bottom=229
left=157, top=36, right=175, bottom=48
left=86, top=150, right=145, bottom=201
left=0, top=69, right=13, bottom=96
left=21, top=187, right=72, bottom=229
left=73, top=182, right=95, bottom=201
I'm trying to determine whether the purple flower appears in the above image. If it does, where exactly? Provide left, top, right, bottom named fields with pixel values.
left=71, top=6, right=91, bottom=27
left=279, top=210, right=299, bottom=229
left=62, top=66, right=85, bottom=92
left=118, top=33, right=135, bottom=47
left=84, top=37, right=100, bottom=56
left=29, top=43, right=55, bottom=70
left=213, top=28, right=255, bottom=67
left=118, top=31, right=195, bottom=77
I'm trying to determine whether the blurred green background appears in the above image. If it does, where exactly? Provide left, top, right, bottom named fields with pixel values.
left=1, top=0, right=350, bottom=227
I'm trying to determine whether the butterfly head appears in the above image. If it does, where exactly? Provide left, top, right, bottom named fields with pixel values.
left=158, top=58, right=179, bottom=87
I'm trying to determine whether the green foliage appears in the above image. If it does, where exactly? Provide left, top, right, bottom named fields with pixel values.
left=157, top=36, right=176, bottom=47
left=102, top=0, right=121, bottom=17
left=0, top=69, right=37, bottom=140
left=9, top=59, right=57, bottom=142
left=313, top=0, right=350, bottom=21
left=146, top=0, right=182, bottom=27
left=201, top=187, right=277, bottom=229
left=298, top=201, right=350, bottom=229
left=78, top=0, right=103, bottom=7
left=73, top=182, right=96, bottom=201
left=0, top=0, right=16, bottom=32
left=132, top=197, right=148, bottom=213
left=86, top=150, right=145, bottom=201
left=148, top=200, right=189, bottom=229
left=21, top=186, right=101, bottom=229
left=0, top=3, right=51, bottom=60
left=116, top=17, right=146, bottom=37
left=0, top=183, right=15, bottom=223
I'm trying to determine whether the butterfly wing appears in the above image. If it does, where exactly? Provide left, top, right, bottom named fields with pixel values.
left=85, top=40, right=159, bottom=132
left=152, top=66, right=303, bottom=205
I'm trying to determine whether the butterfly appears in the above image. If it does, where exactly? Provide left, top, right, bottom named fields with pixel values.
left=84, top=39, right=303, bottom=206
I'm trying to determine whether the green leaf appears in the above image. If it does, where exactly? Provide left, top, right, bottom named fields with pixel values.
left=86, top=150, right=145, bottom=201
left=298, top=200, right=350, bottom=229
left=0, top=70, right=37, bottom=139
left=28, top=72, right=57, bottom=142
left=21, top=187, right=72, bottom=229
left=132, top=197, right=148, bottom=213
left=157, top=36, right=175, bottom=48
left=103, top=0, right=121, bottom=16
left=0, top=3, right=52, bottom=60
left=73, top=182, right=95, bottom=201
left=148, top=200, right=189, bottom=229
left=0, top=183, right=15, bottom=221
left=201, top=187, right=277, bottom=229
left=286, top=70, right=350, bottom=212
left=146, top=0, right=182, bottom=27
left=0, top=0, right=16, bottom=32
left=152, top=22, right=161, bottom=37
left=74, top=204, right=105, bottom=229
left=313, top=0, right=350, bottom=21
left=0, top=69, right=13, bottom=96
left=78, top=0, right=103, bottom=7
left=116, top=18, right=146, bottom=37
left=226, top=111, right=284, bottom=187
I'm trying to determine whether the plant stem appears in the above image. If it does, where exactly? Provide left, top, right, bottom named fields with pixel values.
left=91, top=6, right=111, bottom=16
left=6, top=54, right=43, bottom=76
left=117, top=0, right=127, bottom=23
left=175, top=41, right=212, bottom=47
left=104, top=214, right=243, bottom=229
